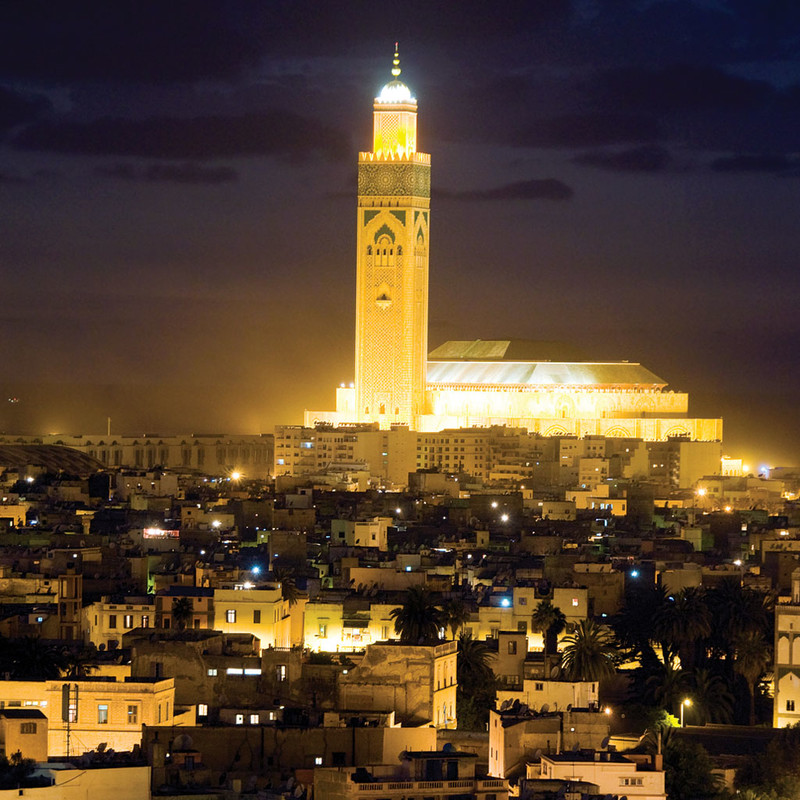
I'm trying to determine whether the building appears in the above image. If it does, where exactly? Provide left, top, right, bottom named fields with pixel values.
left=0, top=676, right=179, bottom=756
left=305, top=50, right=721, bottom=446
left=338, top=640, right=457, bottom=728
left=774, top=567, right=800, bottom=727
left=315, top=747, right=506, bottom=800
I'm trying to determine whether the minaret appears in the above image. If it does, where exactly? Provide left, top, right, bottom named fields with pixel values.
left=355, top=45, right=430, bottom=430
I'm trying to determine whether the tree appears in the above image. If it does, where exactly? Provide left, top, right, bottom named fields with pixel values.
left=442, top=597, right=471, bottom=640
left=171, top=597, right=194, bottom=631
left=530, top=599, right=566, bottom=659
left=611, top=584, right=670, bottom=667
left=689, top=667, right=734, bottom=725
left=3, top=637, right=70, bottom=679
left=390, top=586, right=443, bottom=643
left=273, top=567, right=301, bottom=607
left=654, top=587, right=711, bottom=670
left=643, top=659, right=688, bottom=714
left=733, top=629, right=771, bottom=726
left=456, top=633, right=496, bottom=730
left=560, top=619, right=617, bottom=682
left=663, top=737, right=721, bottom=800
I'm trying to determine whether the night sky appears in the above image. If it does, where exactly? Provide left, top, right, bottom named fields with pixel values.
left=1, top=1, right=798, bottom=467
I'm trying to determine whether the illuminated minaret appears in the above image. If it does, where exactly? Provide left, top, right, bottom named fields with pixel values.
left=355, top=45, right=430, bottom=430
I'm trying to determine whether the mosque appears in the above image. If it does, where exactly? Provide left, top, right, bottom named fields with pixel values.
left=306, top=49, right=721, bottom=444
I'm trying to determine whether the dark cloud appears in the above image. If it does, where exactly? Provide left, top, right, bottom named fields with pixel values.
left=0, top=85, right=50, bottom=133
left=0, top=1, right=266, bottom=84
left=511, top=114, right=659, bottom=149
left=437, top=178, right=573, bottom=202
left=710, top=153, right=798, bottom=173
left=600, top=64, right=773, bottom=113
left=0, top=170, right=28, bottom=184
left=96, top=162, right=238, bottom=184
left=573, top=145, right=673, bottom=173
left=15, top=111, right=350, bottom=162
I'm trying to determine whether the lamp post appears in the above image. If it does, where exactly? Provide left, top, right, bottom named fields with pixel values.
left=681, top=698, right=692, bottom=727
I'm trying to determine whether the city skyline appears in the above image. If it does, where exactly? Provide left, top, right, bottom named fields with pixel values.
left=1, top=3, right=798, bottom=465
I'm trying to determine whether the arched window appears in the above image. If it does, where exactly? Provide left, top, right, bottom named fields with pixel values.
left=379, top=403, right=386, bottom=414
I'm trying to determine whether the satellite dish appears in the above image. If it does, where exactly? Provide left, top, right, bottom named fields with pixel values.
left=520, top=704, right=529, bottom=714
left=571, top=742, right=580, bottom=752
left=601, top=736, right=610, bottom=749
left=550, top=665, right=560, bottom=678
left=443, top=742, right=455, bottom=753
left=500, top=699, right=511, bottom=711
left=173, top=734, right=194, bottom=750
left=566, top=704, right=572, bottom=711
left=511, top=699, right=521, bottom=713
left=533, top=749, right=543, bottom=761
left=540, top=703, right=550, bottom=713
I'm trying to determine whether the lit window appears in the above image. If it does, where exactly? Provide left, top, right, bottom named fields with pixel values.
left=98, top=704, right=109, bottom=724
left=572, top=598, right=579, bottom=607
left=788, top=700, right=796, bottom=711
left=141, top=615, right=149, bottom=628
left=226, top=609, right=236, bottom=623
left=276, top=665, right=287, bottom=682
left=235, top=714, right=244, bottom=725
left=127, top=705, right=138, bottom=724
left=315, top=757, right=323, bottom=766
left=198, top=704, right=208, bottom=717
left=124, top=614, right=133, bottom=628
left=249, top=714, right=259, bottom=724
left=207, top=668, right=218, bottom=676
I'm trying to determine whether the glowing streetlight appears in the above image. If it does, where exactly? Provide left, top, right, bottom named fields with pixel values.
left=212, top=520, right=221, bottom=529
left=491, top=501, right=498, bottom=509
left=231, top=471, right=242, bottom=481
left=696, top=487, right=707, bottom=497
left=680, top=697, right=692, bottom=727
left=603, top=706, right=612, bottom=716
left=501, top=513, right=509, bottom=522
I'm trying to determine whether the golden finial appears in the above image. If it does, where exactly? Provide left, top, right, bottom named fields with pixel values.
left=391, top=42, right=401, bottom=78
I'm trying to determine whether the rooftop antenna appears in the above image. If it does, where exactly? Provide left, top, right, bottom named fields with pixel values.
left=392, top=43, right=401, bottom=77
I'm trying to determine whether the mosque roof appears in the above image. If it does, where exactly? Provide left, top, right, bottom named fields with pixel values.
left=427, top=340, right=667, bottom=388
left=0, top=444, right=102, bottom=474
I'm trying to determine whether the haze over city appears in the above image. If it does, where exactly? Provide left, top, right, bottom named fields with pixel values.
left=1, top=2, right=798, bottom=465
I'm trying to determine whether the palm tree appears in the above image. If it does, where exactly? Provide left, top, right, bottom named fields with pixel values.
left=689, top=667, right=734, bottom=724
left=6, top=637, right=70, bottom=679
left=390, top=586, right=443, bottom=643
left=654, top=587, right=711, bottom=670
left=733, top=629, right=771, bottom=726
left=612, top=584, right=669, bottom=667
left=457, top=631, right=495, bottom=688
left=442, top=597, right=471, bottom=640
left=530, top=599, right=566, bottom=659
left=273, top=567, right=301, bottom=607
left=644, top=659, right=688, bottom=714
left=560, top=619, right=617, bottom=682
left=171, top=597, right=194, bottom=631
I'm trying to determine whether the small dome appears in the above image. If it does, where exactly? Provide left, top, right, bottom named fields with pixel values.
left=377, top=79, right=414, bottom=104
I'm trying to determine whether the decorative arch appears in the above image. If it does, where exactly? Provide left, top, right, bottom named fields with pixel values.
left=778, top=635, right=790, bottom=663
left=543, top=425, right=570, bottom=437
left=604, top=426, right=632, bottom=438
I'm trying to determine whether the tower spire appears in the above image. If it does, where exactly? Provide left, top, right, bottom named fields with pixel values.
left=392, top=42, right=401, bottom=78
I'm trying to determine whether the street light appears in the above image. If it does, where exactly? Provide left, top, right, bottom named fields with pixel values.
left=680, top=698, right=692, bottom=727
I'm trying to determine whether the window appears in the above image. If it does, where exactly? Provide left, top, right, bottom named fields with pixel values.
left=141, top=615, right=149, bottom=628
left=98, top=704, right=109, bottom=724
left=124, top=614, right=133, bottom=628
left=253, top=609, right=261, bottom=624
left=517, top=621, right=527, bottom=633
left=249, top=714, right=259, bottom=724
left=572, top=597, right=579, bottom=607
left=508, top=641, right=517, bottom=655
left=314, top=756, right=323, bottom=766
left=207, top=668, right=218, bottom=677
left=319, top=623, right=328, bottom=637
left=20, top=722, right=36, bottom=734
left=276, top=665, right=287, bottom=682
left=127, top=705, right=138, bottom=724
left=534, top=682, right=544, bottom=691
left=519, top=597, right=527, bottom=606
left=226, top=609, right=236, bottom=623
left=108, top=614, right=117, bottom=629
left=198, top=704, right=208, bottom=717
left=68, top=703, right=77, bottom=723
left=788, top=700, right=796, bottom=711
left=235, top=714, right=244, bottom=725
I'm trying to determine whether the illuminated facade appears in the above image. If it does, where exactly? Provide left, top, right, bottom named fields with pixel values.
left=353, top=46, right=430, bottom=429
left=306, top=51, right=722, bottom=445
